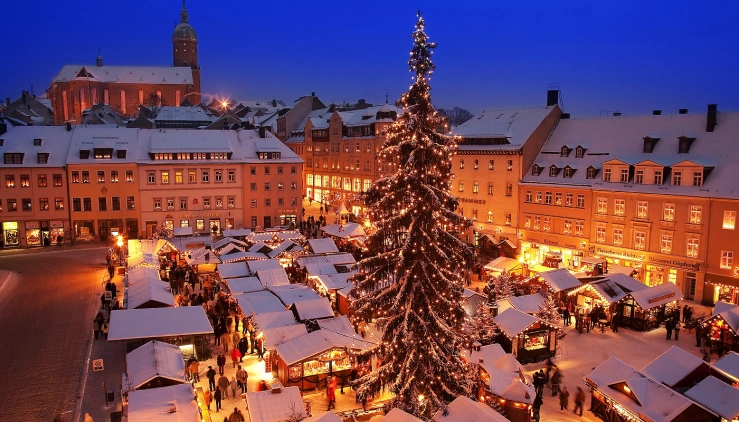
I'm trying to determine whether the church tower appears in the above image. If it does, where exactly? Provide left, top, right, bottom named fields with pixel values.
left=172, top=0, right=200, bottom=104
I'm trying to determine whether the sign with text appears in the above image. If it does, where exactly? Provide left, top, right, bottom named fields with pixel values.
left=92, top=359, right=104, bottom=372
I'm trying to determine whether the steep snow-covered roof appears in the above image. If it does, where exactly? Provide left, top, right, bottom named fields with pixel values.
left=641, top=346, right=706, bottom=387
left=0, top=126, right=72, bottom=167
left=685, top=376, right=739, bottom=421
left=53, top=65, right=193, bottom=85
left=493, top=308, right=538, bottom=337
left=125, top=341, right=185, bottom=390
left=452, top=106, right=557, bottom=148
left=607, top=273, right=649, bottom=293
left=538, top=268, right=582, bottom=292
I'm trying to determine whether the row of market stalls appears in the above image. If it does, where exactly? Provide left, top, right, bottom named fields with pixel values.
left=584, top=348, right=739, bottom=422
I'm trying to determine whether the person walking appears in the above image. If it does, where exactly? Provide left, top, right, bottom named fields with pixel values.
left=674, top=320, right=681, bottom=340
left=533, top=370, right=544, bottom=397
left=107, top=263, right=115, bottom=280
left=217, top=353, right=226, bottom=375
left=559, top=386, right=570, bottom=411
left=666, top=319, right=674, bottom=340
left=563, top=308, right=571, bottom=326
left=229, top=376, right=238, bottom=398
left=532, top=394, right=543, bottom=422
left=238, top=337, right=248, bottom=362
left=189, top=359, right=200, bottom=382
left=218, top=373, right=230, bottom=398
left=696, top=324, right=703, bottom=347
left=214, top=388, right=223, bottom=412
left=232, top=330, right=240, bottom=348
left=203, top=388, right=212, bottom=410
left=221, top=330, right=231, bottom=353
left=231, top=347, right=242, bottom=368
left=550, top=369, right=561, bottom=397
left=327, top=376, right=338, bottom=410
left=228, top=407, right=245, bottom=422
left=93, top=319, right=101, bottom=340
left=207, top=366, right=217, bottom=391
left=256, top=337, right=264, bottom=359
left=574, top=386, right=585, bottom=416
left=101, top=321, right=109, bottom=340
left=236, top=365, right=248, bottom=393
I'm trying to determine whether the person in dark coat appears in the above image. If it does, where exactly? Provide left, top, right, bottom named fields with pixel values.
left=611, top=313, right=620, bottom=333
left=533, top=395, right=543, bottom=421
left=563, top=308, right=571, bottom=326
left=217, top=353, right=226, bottom=375
left=214, top=387, right=223, bottom=412
left=206, top=366, right=217, bottom=391
left=665, top=319, right=674, bottom=340
left=238, top=337, right=248, bottom=362
left=574, top=386, right=586, bottom=416
left=696, top=324, right=703, bottom=347
left=559, top=386, right=570, bottom=411
left=533, top=370, right=544, bottom=397
left=550, top=369, right=561, bottom=397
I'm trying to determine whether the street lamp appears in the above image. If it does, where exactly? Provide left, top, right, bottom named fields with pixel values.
left=117, top=235, right=124, bottom=266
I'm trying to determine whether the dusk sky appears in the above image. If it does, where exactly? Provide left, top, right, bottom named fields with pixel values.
left=3, top=0, right=738, bottom=117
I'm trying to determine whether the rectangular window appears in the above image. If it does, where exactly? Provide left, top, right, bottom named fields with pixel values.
left=673, top=171, right=682, bottom=186
left=264, top=182, right=271, bottom=191
left=175, top=171, right=183, bottom=184
left=721, top=251, right=734, bottom=269
left=506, top=184, right=512, bottom=196
left=82, top=171, right=89, bottom=183
left=180, top=219, right=189, bottom=228
left=127, top=196, right=135, bottom=210
left=661, top=233, right=673, bottom=254
left=575, top=221, right=584, bottom=236
left=459, top=159, right=464, bottom=169
left=37, top=174, right=47, bottom=187
left=153, top=198, right=162, bottom=210
left=487, top=212, right=493, bottom=223
left=472, top=209, right=478, bottom=220
left=637, top=201, right=648, bottom=219
left=534, top=216, right=541, bottom=230
left=147, top=172, right=155, bottom=184
left=613, top=228, right=623, bottom=246
left=196, top=219, right=205, bottom=231
left=228, top=171, right=236, bottom=182
left=536, top=191, right=542, bottom=203
left=110, top=171, right=119, bottom=183
left=473, top=160, right=479, bottom=170
left=635, top=170, right=644, bottom=184
left=620, top=169, right=629, bottom=183
left=228, top=197, right=235, bottom=208
left=723, top=211, right=736, bottom=229
left=19, top=175, right=29, bottom=188
left=564, top=219, right=572, bottom=234
left=596, top=226, right=606, bottom=243
left=23, top=198, right=33, bottom=211
left=634, top=231, right=646, bottom=250
left=264, top=167, right=270, bottom=175
left=525, top=215, right=531, bottom=228
left=604, top=168, right=611, bottom=182
left=265, top=198, right=271, bottom=207
left=586, top=167, right=596, bottom=179
left=505, top=213, right=512, bottom=225
left=187, top=171, right=196, bottom=183
left=689, top=206, right=702, bottom=224
left=687, top=238, right=699, bottom=258
left=693, top=172, right=703, bottom=186
left=203, top=198, right=210, bottom=209
left=72, top=198, right=81, bottom=211
left=543, top=217, right=551, bottom=231
left=179, top=198, right=187, bottom=210
left=291, top=166, right=297, bottom=174
left=576, top=194, right=585, bottom=208
left=566, top=193, right=573, bottom=207
left=53, top=174, right=63, bottom=187
left=215, top=171, right=223, bottom=183
left=83, top=198, right=92, bottom=212
left=473, top=182, right=479, bottom=194
left=250, top=183, right=257, bottom=191
left=250, top=199, right=257, bottom=208
left=545, top=192, right=552, bottom=204
left=39, top=198, right=49, bottom=210
left=663, top=204, right=675, bottom=221
left=291, top=197, right=298, bottom=206
left=126, top=170, right=134, bottom=183
left=597, top=198, right=607, bottom=214
left=614, top=199, right=625, bottom=216
left=654, top=170, right=663, bottom=185
left=291, top=181, right=297, bottom=190
left=202, top=171, right=209, bottom=183
left=277, top=182, right=284, bottom=191
left=277, top=166, right=283, bottom=175
left=167, top=199, right=175, bottom=210
left=489, top=160, right=494, bottom=170
left=555, top=192, right=562, bottom=205
left=525, top=190, right=532, bottom=203
left=458, top=182, right=464, bottom=192
left=112, top=197, right=120, bottom=210
left=98, top=197, right=106, bottom=211
left=161, top=171, right=169, bottom=184
left=97, top=171, right=105, bottom=183
left=71, top=172, right=79, bottom=184
left=507, top=160, right=513, bottom=171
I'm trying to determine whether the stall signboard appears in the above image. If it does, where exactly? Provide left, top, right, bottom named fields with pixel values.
left=50, top=220, right=64, bottom=228
left=25, top=221, right=40, bottom=229
left=3, top=222, right=18, bottom=230
left=264, top=351, right=272, bottom=372
left=648, top=292, right=675, bottom=304
left=186, top=242, right=206, bottom=249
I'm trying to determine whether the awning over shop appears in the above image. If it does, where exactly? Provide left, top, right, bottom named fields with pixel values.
left=575, top=277, right=627, bottom=304
left=538, top=268, right=583, bottom=292
left=268, top=240, right=302, bottom=258
left=501, top=239, right=517, bottom=249
left=212, top=236, right=248, bottom=250
left=484, top=257, right=522, bottom=273
left=262, top=324, right=309, bottom=350
left=628, top=282, right=683, bottom=310
left=304, top=262, right=338, bottom=276
left=108, top=307, right=213, bottom=341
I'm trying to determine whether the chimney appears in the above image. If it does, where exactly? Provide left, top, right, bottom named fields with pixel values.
left=311, top=92, right=316, bottom=97
left=258, top=126, right=266, bottom=138
left=707, top=104, right=717, bottom=132
left=22, top=91, right=27, bottom=106
left=613, top=112, right=622, bottom=117
left=5, top=97, right=9, bottom=107
left=96, top=55, right=103, bottom=67
left=679, top=108, right=688, bottom=114
left=560, top=113, right=570, bottom=119
left=547, top=90, right=559, bottom=107
left=66, top=122, right=72, bottom=132
left=652, top=110, right=661, bottom=115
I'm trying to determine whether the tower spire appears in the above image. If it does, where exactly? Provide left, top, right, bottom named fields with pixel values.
left=180, top=0, right=188, bottom=24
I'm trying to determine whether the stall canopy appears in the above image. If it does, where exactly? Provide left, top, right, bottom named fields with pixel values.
left=314, top=274, right=354, bottom=292
left=275, top=330, right=374, bottom=366
left=127, top=267, right=160, bottom=284
left=685, top=376, right=739, bottom=421
left=248, top=230, right=303, bottom=243
left=127, top=278, right=175, bottom=309
left=538, top=268, right=582, bottom=292
left=706, top=302, right=739, bottom=334
left=641, top=346, right=708, bottom=388
left=127, top=383, right=199, bottom=422
left=167, top=236, right=212, bottom=253
left=257, top=268, right=290, bottom=288
left=298, top=253, right=357, bottom=267
left=268, top=240, right=302, bottom=258
left=262, top=324, right=309, bottom=350
left=578, top=277, right=628, bottom=304
left=321, top=222, right=366, bottom=239
left=245, top=386, right=306, bottom=422
left=218, top=251, right=265, bottom=263
left=608, top=264, right=638, bottom=276
left=466, top=343, right=534, bottom=404
left=212, top=236, right=248, bottom=251
left=223, top=277, right=263, bottom=294
left=125, top=341, right=185, bottom=391
left=269, top=284, right=322, bottom=307
left=335, top=202, right=351, bottom=215
left=249, top=241, right=273, bottom=254
left=305, top=262, right=338, bottom=276
left=216, top=262, right=250, bottom=279
left=496, top=293, right=546, bottom=315
left=628, top=282, right=683, bottom=310
left=254, top=310, right=299, bottom=331
left=216, top=243, right=243, bottom=257
left=484, top=257, right=522, bottom=273
left=291, top=297, right=334, bottom=321
left=493, top=308, right=538, bottom=338
left=172, top=227, right=193, bottom=237
left=306, top=238, right=340, bottom=255
left=233, top=291, right=286, bottom=315
left=713, top=352, right=739, bottom=383
left=302, top=412, right=343, bottom=422
left=431, top=395, right=508, bottom=422
left=317, top=316, right=355, bottom=336
left=222, top=228, right=252, bottom=238
left=185, top=248, right=221, bottom=266
left=380, top=408, right=423, bottom=422
left=462, top=289, right=488, bottom=317
left=608, top=273, right=649, bottom=293
left=108, top=307, right=213, bottom=341
left=247, top=258, right=283, bottom=273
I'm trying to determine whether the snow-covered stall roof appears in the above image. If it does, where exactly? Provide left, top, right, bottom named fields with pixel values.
left=641, top=346, right=707, bottom=387
left=249, top=241, right=272, bottom=254
left=233, top=291, right=286, bottom=315
left=380, top=408, right=423, bottom=422
left=245, top=386, right=306, bottom=422
left=304, top=262, right=338, bottom=276
left=216, top=262, right=250, bottom=279
left=713, top=352, right=739, bottom=382
left=321, top=222, right=366, bottom=238
left=219, top=251, right=264, bottom=263
left=313, top=274, right=354, bottom=291
left=248, top=230, right=303, bottom=243
left=224, top=277, right=263, bottom=294
left=301, top=412, right=342, bottom=422
left=253, top=310, right=298, bottom=331
left=269, top=284, right=322, bottom=307
left=607, top=273, right=649, bottom=293
left=126, top=341, right=185, bottom=390
left=172, top=227, right=193, bottom=237
left=184, top=248, right=220, bottom=266
left=247, top=259, right=283, bottom=273
left=493, top=308, right=538, bottom=338
left=628, top=282, right=683, bottom=310
left=216, top=243, right=242, bottom=256
left=108, top=307, right=212, bottom=341
left=268, top=240, right=302, bottom=258
left=584, top=357, right=702, bottom=422
left=484, top=256, right=522, bottom=273
left=127, top=383, right=198, bottom=422
left=222, top=228, right=252, bottom=238
left=538, top=268, right=582, bottom=292
left=212, top=236, right=248, bottom=250
left=713, top=301, right=737, bottom=316
left=127, top=266, right=160, bottom=283
left=275, top=330, right=374, bottom=366
left=464, top=343, right=534, bottom=404
left=608, top=264, right=638, bottom=276
left=127, top=278, right=175, bottom=309
left=708, top=302, right=739, bottom=333
left=298, top=253, right=356, bottom=266
left=496, top=293, right=546, bottom=315
left=317, top=316, right=355, bottom=336
left=307, top=238, right=339, bottom=254
left=166, top=236, right=212, bottom=253
left=262, top=324, right=308, bottom=350
left=572, top=277, right=628, bottom=304
left=685, top=376, right=739, bottom=421
left=431, top=395, right=508, bottom=421
left=291, top=297, right=334, bottom=321
left=256, top=267, right=290, bottom=288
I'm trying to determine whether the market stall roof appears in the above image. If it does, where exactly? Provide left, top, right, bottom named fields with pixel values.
left=317, top=316, right=355, bottom=336
left=641, top=346, right=707, bottom=388
left=256, top=267, right=290, bottom=288
left=335, top=202, right=351, bottom=215
left=496, top=293, right=546, bottom=315
left=305, top=262, right=338, bottom=276
left=528, top=264, right=556, bottom=274
left=245, top=386, right=306, bottom=422
left=713, top=352, right=739, bottom=382
left=216, top=243, right=242, bottom=256
left=172, top=227, right=193, bottom=237
left=262, top=324, right=308, bottom=350
left=166, top=235, right=212, bottom=253
left=608, top=273, right=649, bottom=293
left=380, top=408, right=423, bottom=422
left=127, top=266, right=160, bottom=283
left=483, top=256, right=521, bottom=273
left=269, top=284, right=322, bottom=307
left=313, top=274, right=354, bottom=291
left=213, top=236, right=248, bottom=250
left=572, top=277, right=628, bottom=304
left=127, top=278, right=175, bottom=309
left=706, top=304, right=739, bottom=334
left=218, top=251, right=265, bottom=263
left=248, top=230, right=303, bottom=243
left=321, top=222, right=366, bottom=239
left=501, top=239, right=517, bottom=249
left=222, top=228, right=252, bottom=238
left=233, top=291, right=286, bottom=315
left=302, top=412, right=343, bottom=422
left=628, top=282, right=683, bottom=310
left=464, top=344, right=534, bottom=404
left=268, top=240, right=302, bottom=258
left=249, top=241, right=273, bottom=254
left=275, top=329, right=375, bottom=366
left=307, top=238, right=340, bottom=254
left=224, top=277, right=263, bottom=294
left=580, top=256, right=605, bottom=265
left=217, top=262, right=250, bottom=279
left=608, top=264, right=638, bottom=276
left=584, top=357, right=703, bottom=422
left=127, top=383, right=198, bottom=422
left=493, top=308, right=538, bottom=338
left=247, top=258, right=283, bottom=273
left=184, top=248, right=220, bottom=266
left=291, top=297, right=334, bottom=321
left=298, top=253, right=356, bottom=266
left=538, top=268, right=582, bottom=292
left=431, top=395, right=508, bottom=422
left=685, top=376, right=739, bottom=421
left=108, top=306, right=213, bottom=341
left=254, top=310, right=298, bottom=330
left=713, top=301, right=738, bottom=316
left=125, top=341, right=185, bottom=391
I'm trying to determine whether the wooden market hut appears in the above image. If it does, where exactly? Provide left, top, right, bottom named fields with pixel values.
left=619, top=282, right=683, bottom=331
left=537, top=268, right=584, bottom=301
left=493, top=308, right=558, bottom=363
left=484, top=257, right=523, bottom=276
left=123, top=341, right=186, bottom=392
left=125, top=277, right=175, bottom=309
left=431, top=395, right=509, bottom=422
left=567, top=276, right=628, bottom=317
left=702, top=301, right=739, bottom=354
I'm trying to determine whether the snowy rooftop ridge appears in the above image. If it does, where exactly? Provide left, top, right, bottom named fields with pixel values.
left=451, top=106, right=557, bottom=146
left=53, top=65, right=193, bottom=85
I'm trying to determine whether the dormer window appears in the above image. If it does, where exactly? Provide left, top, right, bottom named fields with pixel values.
left=678, top=136, right=695, bottom=153
left=94, top=148, right=113, bottom=159
left=532, top=164, right=542, bottom=176
left=4, top=153, right=24, bottom=164
left=563, top=166, right=575, bottom=178
left=604, top=168, right=612, bottom=182
left=117, top=150, right=127, bottom=159
left=79, top=150, right=90, bottom=159
left=33, top=138, right=42, bottom=146
left=575, top=146, right=586, bottom=158
left=560, top=145, right=571, bottom=157
left=586, top=166, right=599, bottom=179
left=0, top=139, right=4, bottom=146
left=37, top=153, right=49, bottom=164
left=549, top=165, right=560, bottom=177
left=643, top=136, right=659, bottom=153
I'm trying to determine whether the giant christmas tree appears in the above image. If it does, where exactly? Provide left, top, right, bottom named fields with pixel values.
left=350, top=12, right=475, bottom=418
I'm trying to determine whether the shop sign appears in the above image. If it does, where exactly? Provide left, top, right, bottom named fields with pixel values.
left=595, top=247, right=644, bottom=261
left=648, top=256, right=700, bottom=271
left=460, top=198, right=487, bottom=205
left=277, top=209, right=297, bottom=214
left=648, top=292, right=675, bottom=304
left=3, top=222, right=18, bottom=230
left=180, top=213, right=221, bottom=219
left=25, top=221, right=40, bottom=229
left=185, top=242, right=206, bottom=249
left=50, top=220, right=64, bottom=228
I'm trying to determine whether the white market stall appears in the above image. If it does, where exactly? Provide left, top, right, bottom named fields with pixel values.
left=245, top=386, right=307, bottom=422
left=127, top=383, right=199, bottom=422
left=484, top=257, right=523, bottom=275
left=493, top=308, right=558, bottom=363
left=537, top=268, right=583, bottom=293
left=125, top=278, right=175, bottom=309
left=247, top=259, right=284, bottom=274
left=123, top=341, right=186, bottom=392
left=223, top=276, right=263, bottom=294
left=256, top=267, right=290, bottom=288
left=233, top=291, right=287, bottom=315
left=306, top=238, right=340, bottom=255
left=431, top=395, right=508, bottom=422
left=291, top=297, right=334, bottom=322
left=216, top=262, right=250, bottom=279
left=321, top=222, right=366, bottom=239
left=496, top=293, right=546, bottom=315
left=269, top=284, right=323, bottom=308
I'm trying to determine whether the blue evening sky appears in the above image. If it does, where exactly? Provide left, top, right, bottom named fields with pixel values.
left=2, top=0, right=738, bottom=117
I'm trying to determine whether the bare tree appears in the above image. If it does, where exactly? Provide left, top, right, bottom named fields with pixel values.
left=439, top=106, right=474, bottom=126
